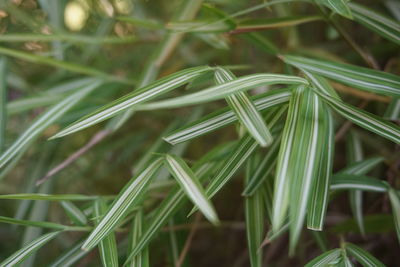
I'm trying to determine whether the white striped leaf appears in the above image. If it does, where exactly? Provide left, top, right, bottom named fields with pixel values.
left=287, top=87, right=324, bottom=252
left=336, top=156, right=384, bottom=176
left=137, top=74, right=306, bottom=110
left=215, top=67, right=273, bottom=147
left=52, top=66, right=213, bottom=138
left=61, top=201, right=88, bottom=226
left=384, top=98, right=400, bottom=121
left=305, top=248, right=341, bottom=267
left=0, top=79, right=103, bottom=168
left=0, top=193, right=101, bottom=201
left=307, top=104, right=334, bottom=231
left=316, top=91, right=400, bottom=144
left=245, top=161, right=265, bottom=267
left=94, top=199, right=119, bottom=267
left=345, top=243, right=385, bottom=267
left=127, top=209, right=149, bottom=267
left=81, top=158, right=164, bottom=251
left=164, top=154, right=219, bottom=225
left=188, top=107, right=286, bottom=216
left=388, top=188, right=400, bottom=245
left=331, top=174, right=388, bottom=192
left=0, top=231, right=60, bottom=267
left=48, top=239, right=88, bottom=267
left=349, top=3, right=400, bottom=45
left=282, top=55, right=400, bottom=97
left=315, top=0, right=352, bottom=19
left=163, top=88, right=291, bottom=144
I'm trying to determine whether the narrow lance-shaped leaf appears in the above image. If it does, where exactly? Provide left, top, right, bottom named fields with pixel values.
left=304, top=248, right=341, bottom=267
left=189, top=106, right=286, bottom=216
left=163, top=88, right=291, bottom=145
left=0, top=57, right=7, bottom=151
left=127, top=209, right=149, bottom=267
left=52, top=66, right=213, bottom=138
left=272, top=86, right=305, bottom=233
left=0, top=215, right=89, bottom=231
left=388, top=188, right=400, bottom=245
left=314, top=0, right=353, bottom=19
left=94, top=199, right=119, bottom=267
left=330, top=174, right=388, bottom=192
left=282, top=54, right=400, bottom=98
left=244, top=160, right=265, bottom=267
left=48, top=239, right=88, bottom=267
left=336, top=156, right=384, bottom=176
left=349, top=3, right=400, bottom=45
left=307, top=104, right=334, bottom=231
left=384, top=98, right=400, bottom=121
left=316, top=91, right=400, bottom=144
left=81, top=158, right=164, bottom=251
left=288, top=87, right=324, bottom=253
left=0, top=193, right=102, bottom=201
left=0, top=231, right=60, bottom=267
left=0, top=79, right=103, bottom=168
left=164, top=154, right=219, bottom=225
left=138, top=74, right=307, bottom=110
left=215, top=67, right=273, bottom=147
left=61, top=201, right=87, bottom=226
left=346, top=130, right=366, bottom=236
left=345, top=243, right=385, bottom=267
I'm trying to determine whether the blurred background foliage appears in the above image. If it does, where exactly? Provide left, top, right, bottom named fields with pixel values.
left=0, top=0, right=399, bottom=266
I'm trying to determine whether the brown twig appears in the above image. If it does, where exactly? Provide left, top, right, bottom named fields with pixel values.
left=176, top=213, right=201, bottom=267
left=36, top=130, right=111, bottom=186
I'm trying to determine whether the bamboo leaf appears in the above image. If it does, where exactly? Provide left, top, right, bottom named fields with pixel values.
left=61, top=201, right=88, bottom=226
left=48, top=239, right=88, bottom=267
left=307, top=104, right=334, bottom=231
left=345, top=243, right=385, bottom=267
left=81, top=158, right=164, bottom=251
left=315, top=0, right=353, bottom=19
left=331, top=174, right=388, bottom=192
left=164, top=154, right=219, bottom=225
left=304, top=248, right=341, bottom=267
left=336, top=156, right=384, bottom=176
left=287, top=87, right=325, bottom=252
left=215, top=67, right=273, bottom=147
left=127, top=209, right=149, bottom=267
left=349, top=3, right=400, bottom=45
left=94, top=199, right=119, bottom=267
left=0, top=231, right=60, bottom=267
left=138, top=74, right=307, bottom=110
left=245, top=161, right=265, bottom=267
left=282, top=55, right=400, bottom=97
left=52, top=66, right=212, bottom=138
left=163, top=88, right=290, bottom=145
left=0, top=57, right=7, bottom=152
left=388, top=188, right=400, bottom=244
left=0, top=193, right=102, bottom=201
left=0, top=79, right=103, bottom=168
left=316, top=91, right=400, bottom=144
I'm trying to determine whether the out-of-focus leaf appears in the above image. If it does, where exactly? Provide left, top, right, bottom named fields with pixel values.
left=0, top=57, right=7, bottom=151
left=304, top=248, right=341, bottom=267
left=315, top=0, right=352, bottom=19
left=345, top=243, right=385, bottom=267
left=61, top=201, right=87, bottom=226
left=331, top=174, right=388, bottom=192
left=388, top=188, right=400, bottom=244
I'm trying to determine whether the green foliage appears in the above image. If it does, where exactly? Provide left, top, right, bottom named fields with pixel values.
left=0, top=0, right=399, bottom=266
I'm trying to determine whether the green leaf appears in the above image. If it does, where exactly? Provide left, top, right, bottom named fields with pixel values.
left=52, top=66, right=212, bottom=138
left=94, top=199, right=119, bottom=267
left=61, top=201, right=88, bottom=226
left=307, top=104, right=334, bottom=231
left=384, top=98, right=400, bottom=121
left=315, top=0, right=353, bottom=19
left=167, top=20, right=234, bottom=33
left=163, top=88, right=290, bottom=145
left=242, top=137, right=280, bottom=196
left=304, top=248, right=341, bottom=267
left=0, top=46, right=132, bottom=84
left=245, top=162, right=265, bottom=267
left=336, top=156, right=384, bottom=175
left=0, top=215, right=88, bottom=231
left=316, top=91, right=400, bottom=144
left=345, top=243, right=385, bottom=267
left=282, top=55, right=400, bottom=97
left=349, top=3, right=400, bottom=45
left=0, top=79, right=103, bottom=168
left=127, top=209, right=149, bottom=267
left=0, top=193, right=103, bottom=201
left=331, top=174, right=388, bottom=192
left=0, top=57, right=7, bottom=152
left=287, top=87, right=325, bottom=252
left=48, top=239, right=88, bottom=267
left=0, top=231, right=60, bottom=267
left=164, top=154, right=219, bottom=225
left=138, top=74, right=307, bottom=110
left=81, top=158, right=164, bottom=251
left=215, top=67, right=273, bottom=147
left=388, top=188, right=400, bottom=244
